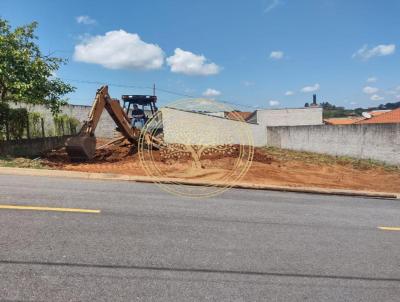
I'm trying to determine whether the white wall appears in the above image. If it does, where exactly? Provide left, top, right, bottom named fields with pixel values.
left=254, top=107, right=323, bottom=127
left=161, top=108, right=266, bottom=147
left=11, top=103, right=156, bottom=138
left=267, top=124, right=400, bottom=165
left=11, top=103, right=117, bottom=138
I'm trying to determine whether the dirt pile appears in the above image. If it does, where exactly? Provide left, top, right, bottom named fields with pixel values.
left=94, top=141, right=136, bottom=162
left=44, top=139, right=134, bottom=165
left=44, top=140, right=273, bottom=166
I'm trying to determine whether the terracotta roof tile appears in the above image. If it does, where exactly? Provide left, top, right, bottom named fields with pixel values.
left=225, top=111, right=253, bottom=121
left=370, top=110, right=391, bottom=117
left=324, top=117, right=364, bottom=125
left=356, top=108, right=400, bottom=124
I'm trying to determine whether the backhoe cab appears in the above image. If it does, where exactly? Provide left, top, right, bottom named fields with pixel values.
left=122, top=94, right=158, bottom=125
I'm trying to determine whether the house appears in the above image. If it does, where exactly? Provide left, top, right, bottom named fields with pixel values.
left=324, top=109, right=398, bottom=125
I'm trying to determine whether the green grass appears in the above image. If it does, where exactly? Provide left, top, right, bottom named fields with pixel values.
left=0, top=156, right=45, bottom=169
left=262, top=147, right=400, bottom=172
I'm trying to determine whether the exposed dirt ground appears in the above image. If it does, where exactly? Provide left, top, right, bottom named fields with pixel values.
left=40, top=138, right=400, bottom=194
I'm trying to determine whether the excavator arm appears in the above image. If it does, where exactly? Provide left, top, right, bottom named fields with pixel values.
left=65, top=86, right=139, bottom=161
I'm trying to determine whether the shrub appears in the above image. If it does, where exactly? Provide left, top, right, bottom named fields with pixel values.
left=54, top=114, right=81, bottom=136
left=0, top=102, right=10, bottom=140
left=68, top=117, right=80, bottom=135
left=53, top=114, right=67, bottom=136
left=8, top=108, right=28, bottom=140
left=28, top=112, right=43, bottom=138
left=0, top=104, right=30, bottom=140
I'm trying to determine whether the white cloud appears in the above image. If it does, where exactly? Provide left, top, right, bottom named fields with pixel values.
left=353, top=44, right=396, bottom=60
left=74, top=30, right=164, bottom=70
left=362, top=86, right=379, bottom=94
left=300, top=83, right=320, bottom=93
left=269, top=100, right=280, bottom=106
left=366, top=77, right=377, bottom=83
left=166, top=48, right=221, bottom=76
left=76, top=15, right=96, bottom=25
left=265, top=0, right=281, bottom=13
left=285, top=90, right=294, bottom=96
left=370, top=94, right=384, bottom=101
left=202, top=88, right=221, bottom=97
left=270, top=51, right=284, bottom=60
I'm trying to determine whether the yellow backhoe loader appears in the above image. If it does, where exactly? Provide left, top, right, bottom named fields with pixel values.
left=65, top=85, right=159, bottom=161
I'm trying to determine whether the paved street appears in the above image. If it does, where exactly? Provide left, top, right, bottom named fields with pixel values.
left=0, top=174, right=399, bottom=301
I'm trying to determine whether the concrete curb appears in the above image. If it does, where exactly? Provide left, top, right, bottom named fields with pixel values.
left=0, top=167, right=398, bottom=199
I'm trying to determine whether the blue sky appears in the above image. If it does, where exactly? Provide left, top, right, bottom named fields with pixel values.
left=1, top=0, right=399, bottom=110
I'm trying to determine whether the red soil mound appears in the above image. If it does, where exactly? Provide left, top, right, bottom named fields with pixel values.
left=42, top=138, right=400, bottom=193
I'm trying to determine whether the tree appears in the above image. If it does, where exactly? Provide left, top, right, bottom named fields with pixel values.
left=320, top=102, right=336, bottom=109
left=0, top=18, right=75, bottom=114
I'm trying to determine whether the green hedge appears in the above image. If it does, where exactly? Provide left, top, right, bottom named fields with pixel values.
left=0, top=103, right=28, bottom=140
left=8, top=108, right=28, bottom=139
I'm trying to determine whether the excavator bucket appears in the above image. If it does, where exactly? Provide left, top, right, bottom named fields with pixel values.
left=65, top=135, right=96, bottom=161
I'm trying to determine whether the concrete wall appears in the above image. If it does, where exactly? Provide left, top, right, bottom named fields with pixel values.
left=249, top=107, right=323, bottom=127
left=205, top=111, right=226, bottom=118
left=11, top=103, right=120, bottom=138
left=267, top=123, right=400, bottom=165
left=0, top=136, right=72, bottom=157
left=161, top=108, right=266, bottom=147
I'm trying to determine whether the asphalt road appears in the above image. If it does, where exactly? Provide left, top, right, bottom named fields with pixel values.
left=0, top=174, right=399, bottom=302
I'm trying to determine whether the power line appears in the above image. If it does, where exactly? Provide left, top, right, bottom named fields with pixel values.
left=62, top=78, right=152, bottom=92
left=61, top=78, right=262, bottom=110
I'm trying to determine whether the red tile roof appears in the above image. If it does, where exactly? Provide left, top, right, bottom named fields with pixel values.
left=356, top=108, right=400, bottom=124
left=324, top=117, right=364, bottom=125
left=369, top=110, right=391, bottom=117
left=225, top=111, right=253, bottom=121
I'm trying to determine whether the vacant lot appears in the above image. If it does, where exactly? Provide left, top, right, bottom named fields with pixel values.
left=0, top=139, right=382, bottom=194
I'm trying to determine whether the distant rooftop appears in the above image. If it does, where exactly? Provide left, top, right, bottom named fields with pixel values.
left=225, top=111, right=253, bottom=121
left=324, top=117, right=364, bottom=125
left=356, top=108, right=400, bottom=124
left=324, top=108, right=400, bottom=125
left=369, top=110, right=391, bottom=117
